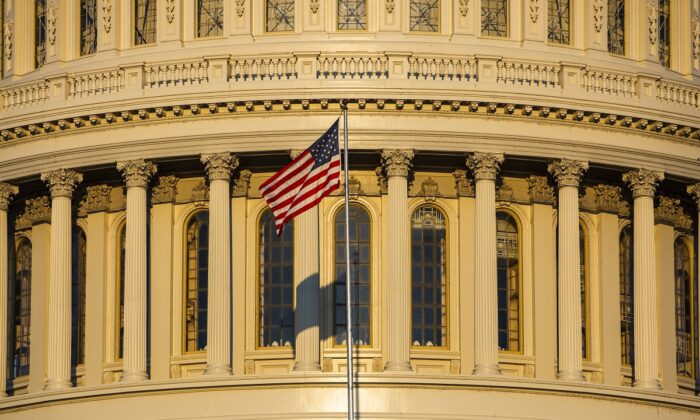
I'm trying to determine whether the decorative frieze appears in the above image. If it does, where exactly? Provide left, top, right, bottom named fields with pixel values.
left=622, top=169, right=664, bottom=198
left=593, top=0, right=603, bottom=33
left=418, top=177, right=441, bottom=202
left=529, top=0, right=540, bottom=23
left=460, top=0, right=470, bottom=18
left=526, top=175, right=554, bottom=204
left=166, top=0, right=176, bottom=23
left=41, top=169, right=83, bottom=198
left=375, top=167, right=388, bottom=194
left=3, top=17, right=12, bottom=61
left=381, top=150, right=414, bottom=178
left=151, top=176, right=179, bottom=204
left=386, top=0, right=395, bottom=14
left=117, top=160, right=157, bottom=188
left=235, top=0, right=245, bottom=18
left=191, top=181, right=209, bottom=207
left=496, top=181, right=513, bottom=202
left=466, top=153, right=504, bottom=181
left=0, top=183, right=18, bottom=211
left=654, top=196, right=680, bottom=224
left=81, top=184, right=112, bottom=213
left=201, top=153, right=239, bottom=182
left=24, top=196, right=51, bottom=226
left=310, top=0, right=319, bottom=14
left=342, top=175, right=363, bottom=201
left=47, top=1, right=58, bottom=46
left=452, top=169, right=474, bottom=197
left=647, top=0, right=658, bottom=46
left=102, top=0, right=113, bottom=33
left=693, top=15, right=699, bottom=59
left=593, top=184, right=622, bottom=213
left=548, top=160, right=588, bottom=188
left=233, top=169, right=253, bottom=197
left=688, top=183, right=700, bottom=210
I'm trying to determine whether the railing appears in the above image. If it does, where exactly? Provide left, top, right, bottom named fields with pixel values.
left=317, top=55, right=388, bottom=79
left=231, top=56, right=298, bottom=81
left=656, top=80, right=699, bottom=108
left=497, top=59, right=560, bottom=87
left=69, top=69, right=125, bottom=98
left=1, top=80, right=50, bottom=109
left=407, top=56, right=477, bottom=80
left=582, top=69, right=637, bottom=97
left=145, top=60, right=209, bottom=88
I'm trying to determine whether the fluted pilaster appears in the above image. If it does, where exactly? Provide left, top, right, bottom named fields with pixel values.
left=41, top=169, right=83, bottom=390
left=623, top=168, right=664, bottom=390
left=548, top=159, right=588, bottom=381
left=117, top=160, right=157, bottom=382
left=467, top=152, right=504, bottom=376
left=382, top=149, right=414, bottom=372
left=201, top=153, right=238, bottom=375
left=0, top=183, right=18, bottom=397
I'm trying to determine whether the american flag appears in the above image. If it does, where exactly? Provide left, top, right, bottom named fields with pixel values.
left=260, top=119, right=341, bottom=235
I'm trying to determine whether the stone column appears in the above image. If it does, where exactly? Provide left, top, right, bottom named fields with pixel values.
left=117, top=160, right=157, bottom=382
left=0, top=183, right=18, bottom=397
left=201, top=153, right=238, bottom=375
left=623, top=168, right=664, bottom=390
left=382, top=149, right=414, bottom=372
left=467, top=153, right=504, bottom=376
left=41, top=169, right=83, bottom=390
left=548, top=160, right=588, bottom=381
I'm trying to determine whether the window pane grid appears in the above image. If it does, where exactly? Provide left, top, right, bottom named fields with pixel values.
left=497, top=213, right=520, bottom=352
left=259, top=211, right=294, bottom=347
left=338, top=0, right=367, bottom=31
left=674, top=238, right=694, bottom=378
left=117, top=224, right=126, bottom=359
left=185, top=212, right=209, bottom=353
left=607, top=0, right=625, bottom=55
left=198, top=0, right=224, bottom=37
left=266, top=0, right=295, bottom=32
left=13, top=238, right=31, bottom=379
left=71, top=227, right=87, bottom=367
left=620, top=226, right=634, bottom=366
left=134, top=0, right=157, bottom=45
left=334, top=205, right=371, bottom=346
left=481, top=0, right=508, bottom=37
left=547, top=0, right=570, bottom=44
left=35, top=0, right=47, bottom=69
left=411, top=206, right=447, bottom=347
left=580, top=226, right=588, bottom=360
left=659, top=0, right=670, bottom=67
left=410, top=0, right=439, bottom=32
left=80, top=0, right=97, bottom=55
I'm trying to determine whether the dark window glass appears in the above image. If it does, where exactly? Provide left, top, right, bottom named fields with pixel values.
left=607, top=0, right=625, bottom=55
left=117, top=223, right=126, bottom=359
left=35, top=0, right=47, bottom=68
left=548, top=0, right=571, bottom=44
left=197, top=0, right=224, bottom=37
left=659, top=0, right=671, bottom=67
left=497, top=212, right=520, bottom=352
left=80, top=0, right=97, bottom=55
left=620, top=226, right=634, bottom=366
left=580, top=225, right=588, bottom=360
left=266, top=0, right=295, bottom=32
left=134, top=0, right=157, bottom=45
left=338, top=0, right=367, bottom=31
left=184, top=211, right=209, bottom=353
left=258, top=210, right=294, bottom=347
left=674, top=238, right=694, bottom=378
left=12, top=238, right=31, bottom=378
left=481, top=0, right=508, bottom=37
left=71, top=227, right=87, bottom=368
left=334, top=204, right=371, bottom=346
left=409, top=0, right=439, bottom=32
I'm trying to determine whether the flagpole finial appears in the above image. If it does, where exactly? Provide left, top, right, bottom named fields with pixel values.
left=340, top=99, right=348, bottom=110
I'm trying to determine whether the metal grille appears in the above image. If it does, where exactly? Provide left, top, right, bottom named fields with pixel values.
left=580, top=226, right=588, bottom=360
left=71, top=227, right=87, bottom=367
left=12, top=238, right=31, bottom=379
left=410, top=0, right=440, bottom=32
left=497, top=212, right=519, bottom=352
left=659, top=0, right=670, bottom=67
left=481, top=0, right=508, bottom=37
left=197, top=0, right=224, bottom=37
left=134, top=0, right=157, bottom=45
left=334, top=204, right=371, bottom=346
left=411, top=205, right=447, bottom=347
left=619, top=226, right=634, bottom=366
left=266, top=0, right=295, bottom=32
left=607, top=0, right=625, bottom=55
left=80, top=0, right=97, bottom=55
left=35, top=0, right=47, bottom=68
left=674, top=238, right=694, bottom=378
left=258, top=210, right=294, bottom=347
left=338, top=0, right=367, bottom=31
left=184, top=212, right=209, bottom=353
left=117, top=224, right=125, bottom=359
left=547, top=0, right=570, bottom=44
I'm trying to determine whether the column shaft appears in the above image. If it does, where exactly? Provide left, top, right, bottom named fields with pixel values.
left=293, top=207, right=321, bottom=371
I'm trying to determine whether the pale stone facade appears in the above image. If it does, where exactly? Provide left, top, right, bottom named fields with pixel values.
left=0, top=0, right=699, bottom=418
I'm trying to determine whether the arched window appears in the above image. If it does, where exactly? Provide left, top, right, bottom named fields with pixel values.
left=12, top=238, right=31, bottom=379
left=481, top=0, right=508, bottom=37
left=197, top=0, right=224, bottom=37
left=620, top=225, right=633, bottom=366
left=184, top=211, right=209, bottom=353
left=580, top=224, right=589, bottom=360
left=607, top=0, right=625, bottom=55
left=266, top=0, right=295, bottom=33
left=411, top=205, right=447, bottom=347
left=548, top=0, right=571, bottom=45
left=659, top=0, right=671, bottom=67
left=334, top=204, right=371, bottom=346
left=134, top=0, right=157, bottom=45
left=409, top=0, right=440, bottom=32
left=497, top=212, right=520, bottom=352
left=80, top=0, right=97, bottom=55
left=258, top=210, right=294, bottom=347
left=71, top=226, right=87, bottom=368
left=116, top=222, right=126, bottom=360
left=337, top=0, right=367, bottom=31
left=674, top=237, right=694, bottom=378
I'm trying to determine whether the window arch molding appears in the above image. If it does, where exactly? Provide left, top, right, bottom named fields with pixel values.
left=495, top=206, right=525, bottom=354
left=578, top=213, right=599, bottom=363
left=673, top=232, right=695, bottom=379
left=180, top=207, right=210, bottom=355
left=11, top=235, right=33, bottom=380
left=106, top=214, right=127, bottom=364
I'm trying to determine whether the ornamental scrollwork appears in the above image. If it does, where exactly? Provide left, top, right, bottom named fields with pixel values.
left=496, top=181, right=513, bottom=202
left=529, top=0, right=540, bottom=24
left=0, top=183, right=18, bottom=211
left=386, top=0, right=395, bottom=14
left=466, top=153, right=504, bottom=181
left=419, top=177, right=441, bottom=202
left=166, top=0, right=176, bottom=23
left=526, top=175, right=554, bottom=204
left=375, top=167, right=388, bottom=194
left=24, top=196, right=51, bottom=225
left=152, top=176, right=179, bottom=204
left=191, top=180, right=209, bottom=207
left=81, top=184, right=112, bottom=213
left=41, top=169, right=83, bottom=198
left=381, top=149, right=414, bottom=177
left=547, top=159, right=588, bottom=188
left=452, top=169, right=474, bottom=197
left=593, top=184, right=622, bottom=213
left=687, top=183, right=700, bottom=210
left=3, top=17, right=13, bottom=61
left=692, top=14, right=700, bottom=60
left=622, top=168, right=664, bottom=198
left=201, top=153, right=239, bottom=181
left=235, top=0, right=246, bottom=18
left=654, top=196, right=680, bottom=224
left=233, top=169, right=253, bottom=197
left=343, top=175, right=363, bottom=201
left=117, top=160, right=157, bottom=188
left=460, top=0, right=470, bottom=18
left=47, top=1, right=58, bottom=46
left=102, top=0, right=113, bottom=34
left=310, top=0, right=319, bottom=14
left=647, top=0, right=658, bottom=46
left=593, top=0, right=604, bottom=33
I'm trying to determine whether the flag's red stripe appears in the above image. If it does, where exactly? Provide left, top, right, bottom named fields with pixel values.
left=274, top=168, right=340, bottom=231
left=264, top=161, right=314, bottom=208
left=278, top=177, right=340, bottom=232
left=260, top=152, right=313, bottom=196
left=260, top=150, right=311, bottom=192
left=270, top=160, right=340, bottom=221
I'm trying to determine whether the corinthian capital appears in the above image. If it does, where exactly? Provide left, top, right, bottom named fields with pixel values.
left=0, top=183, right=19, bottom=211
left=547, top=159, right=588, bottom=188
left=466, top=152, right=504, bottom=181
left=117, top=160, right=157, bottom=188
left=201, top=153, right=240, bottom=181
left=41, top=169, right=83, bottom=198
left=622, top=169, right=664, bottom=198
left=381, top=149, right=414, bottom=177
left=688, top=183, right=700, bottom=210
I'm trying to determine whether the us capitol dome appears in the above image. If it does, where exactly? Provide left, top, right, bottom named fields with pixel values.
left=0, top=1, right=699, bottom=419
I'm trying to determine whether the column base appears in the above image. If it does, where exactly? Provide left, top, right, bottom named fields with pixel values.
left=472, top=364, right=501, bottom=376
left=293, top=361, right=321, bottom=372
left=44, top=379, right=72, bottom=391
left=120, top=370, right=150, bottom=382
left=383, top=361, right=413, bottom=372
left=204, top=364, right=232, bottom=376
left=557, top=370, right=586, bottom=381
left=633, top=379, right=661, bottom=390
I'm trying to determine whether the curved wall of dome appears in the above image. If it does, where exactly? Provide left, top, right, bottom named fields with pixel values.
left=0, top=1, right=699, bottom=419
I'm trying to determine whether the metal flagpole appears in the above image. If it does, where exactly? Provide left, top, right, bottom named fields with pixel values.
left=342, top=107, right=355, bottom=420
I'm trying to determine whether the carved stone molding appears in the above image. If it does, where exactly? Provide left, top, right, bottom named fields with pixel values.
left=654, top=196, right=681, bottom=225
left=192, top=180, right=209, bottom=207
left=3, top=17, right=13, bottom=61
left=622, top=169, right=664, bottom=198
left=102, top=0, right=113, bottom=33
left=117, top=160, right=157, bottom=188
left=452, top=169, right=475, bottom=197
left=688, top=183, right=700, bottom=210
left=526, top=175, right=554, bottom=204
left=235, top=0, right=246, bottom=18
left=201, top=153, right=239, bottom=181
left=647, top=0, right=658, bottom=46
left=460, top=0, right=470, bottom=18
left=548, top=159, right=588, bottom=188
left=41, top=169, right=83, bottom=198
left=233, top=169, right=252, bottom=197
left=677, top=213, right=693, bottom=231
left=152, top=176, right=179, bottom=204
left=418, top=177, right=441, bottom=202
left=81, top=184, right=112, bottom=213
left=310, top=0, right=319, bottom=14
left=593, top=0, right=603, bottom=33
left=375, top=167, right=388, bottom=194
left=343, top=175, right=363, bottom=201
left=0, top=183, right=19, bottom=211
left=529, top=0, right=540, bottom=23
left=496, top=181, right=513, bottom=202
left=593, top=184, right=622, bottom=213
left=25, top=196, right=51, bottom=226
left=693, top=14, right=700, bottom=60
left=386, top=0, right=395, bottom=14
left=47, top=1, right=58, bottom=46
left=381, top=149, right=414, bottom=178
left=466, top=153, right=504, bottom=181
left=166, top=0, right=176, bottom=23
